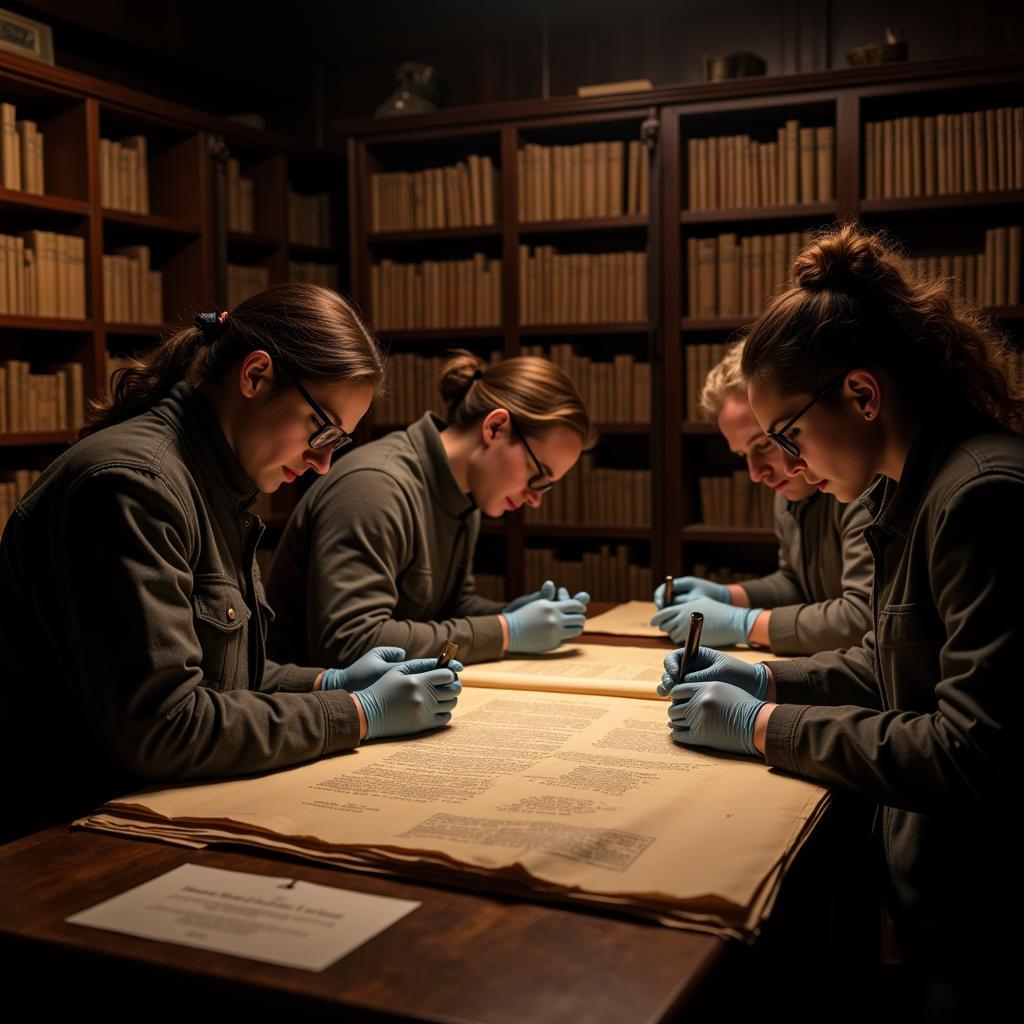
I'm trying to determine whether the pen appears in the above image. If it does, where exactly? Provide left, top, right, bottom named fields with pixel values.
left=676, top=612, right=704, bottom=684
left=663, top=575, right=674, bottom=605
left=436, top=641, right=459, bottom=669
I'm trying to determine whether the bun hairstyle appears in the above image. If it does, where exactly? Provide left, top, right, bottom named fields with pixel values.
left=84, top=283, right=385, bottom=437
left=439, top=348, right=596, bottom=447
left=741, top=223, right=1024, bottom=432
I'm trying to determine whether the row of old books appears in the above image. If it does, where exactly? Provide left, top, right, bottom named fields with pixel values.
left=687, top=123, right=834, bottom=211
left=371, top=255, right=503, bottom=330
left=372, top=350, right=502, bottom=424
left=525, top=455, right=651, bottom=527
left=99, top=136, right=149, bottom=213
left=908, top=226, right=1022, bottom=306
left=685, top=342, right=732, bottom=421
left=864, top=107, right=1024, bottom=200
left=289, top=191, right=331, bottom=248
left=522, top=343, right=651, bottom=422
left=1, top=359, right=85, bottom=432
left=226, top=159, right=255, bottom=232
left=699, top=471, right=775, bottom=529
left=525, top=543, right=652, bottom=602
left=0, top=102, right=45, bottom=194
left=0, top=231, right=87, bottom=319
left=102, top=246, right=164, bottom=324
left=519, top=246, right=648, bottom=324
left=288, top=260, right=339, bottom=290
left=690, top=563, right=760, bottom=585
left=686, top=230, right=813, bottom=318
left=370, top=156, right=499, bottom=231
left=517, top=140, right=650, bottom=221
left=227, top=264, right=270, bottom=309
left=1, top=469, right=41, bottom=527
left=471, top=573, right=506, bottom=603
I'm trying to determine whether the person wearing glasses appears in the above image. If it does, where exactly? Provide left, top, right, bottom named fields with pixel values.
left=651, top=340, right=872, bottom=654
left=0, top=284, right=463, bottom=842
left=659, top=224, right=1024, bottom=1017
left=266, top=349, right=595, bottom=668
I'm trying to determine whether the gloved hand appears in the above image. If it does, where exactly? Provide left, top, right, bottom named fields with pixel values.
left=657, top=646, right=768, bottom=699
left=320, top=646, right=407, bottom=692
left=653, top=575, right=731, bottom=609
left=503, top=586, right=589, bottom=654
left=503, top=579, right=557, bottom=613
left=650, top=596, right=760, bottom=648
left=356, top=658, right=465, bottom=740
left=667, top=680, right=764, bottom=757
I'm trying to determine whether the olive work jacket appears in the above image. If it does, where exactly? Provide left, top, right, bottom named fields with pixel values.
left=765, top=411, right=1024, bottom=955
left=0, top=382, right=360, bottom=840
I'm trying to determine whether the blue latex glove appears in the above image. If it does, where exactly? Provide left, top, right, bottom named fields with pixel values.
left=320, top=646, right=407, bottom=692
left=503, top=579, right=557, bottom=613
left=357, top=658, right=465, bottom=740
left=503, top=586, right=589, bottom=653
left=657, top=646, right=768, bottom=699
left=653, top=575, right=731, bottom=609
left=667, top=680, right=764, bottom=757
left=650, top=596, right=761, bottom=648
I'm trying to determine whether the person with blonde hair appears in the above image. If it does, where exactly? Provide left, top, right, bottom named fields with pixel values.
left=660, top=224, right=1024, bottom=1017
left=651, top=338, right=872, bottom=654
left=267, top=349, right=596, bottom=667
left=1, top=284, right=462, bottom=841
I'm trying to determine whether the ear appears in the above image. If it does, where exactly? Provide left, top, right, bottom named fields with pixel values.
left=238, top=349, right=274, bottom=399
left=480, top=408, right=509, bottom=447
left=844, top=369, right=881, bottom=422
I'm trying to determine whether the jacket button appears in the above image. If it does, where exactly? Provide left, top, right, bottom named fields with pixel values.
left=227, top=608, right=237, bottom=621
left=240, top=515, right=252, bottom=529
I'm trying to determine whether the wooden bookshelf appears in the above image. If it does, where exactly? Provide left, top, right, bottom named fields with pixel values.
left=342, top=50, right=1024, bottom=601
left=0, top=48, right=346, bottom=522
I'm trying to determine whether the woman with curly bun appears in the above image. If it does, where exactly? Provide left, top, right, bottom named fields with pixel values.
left=267, top=349, right=596, bottom=668
left=659, top=224, right=1024, bottom=1017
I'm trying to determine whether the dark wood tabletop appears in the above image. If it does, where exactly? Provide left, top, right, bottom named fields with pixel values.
left=0, top=602, right=874, bottom=1020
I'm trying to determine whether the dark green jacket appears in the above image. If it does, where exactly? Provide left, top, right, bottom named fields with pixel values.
left=765, top=413, right=1024, bottom=957
left=0, top=382, right=360, bottom=840
left=267, top=412, right=505, bottom=668
left=741, top=491, right=873, bottom=655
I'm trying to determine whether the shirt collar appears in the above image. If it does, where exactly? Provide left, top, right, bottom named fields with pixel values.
left=407, top=412, right=476, bottom=519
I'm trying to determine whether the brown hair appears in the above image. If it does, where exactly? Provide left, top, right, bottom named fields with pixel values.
left=700, top=339, right=747, bottom=418
left=439, top=349, right=596, bottom=447
left=741, top=223, right=1024, bottom=432
left=84, top=283, right=385, bottom=437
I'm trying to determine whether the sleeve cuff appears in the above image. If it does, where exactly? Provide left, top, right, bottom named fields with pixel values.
left=766, top=604, right=807, bottom=655
left=769, top=657, right=815, bottom=705
left=466, top=614, right=505, bottom=662
left=764, top=702, right=811, bottom=775
left=265, top=663, right=322, bottom=693
left=316, top=691, right=363, bottom=754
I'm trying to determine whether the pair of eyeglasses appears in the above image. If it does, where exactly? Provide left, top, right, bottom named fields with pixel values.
left=272, top=358, right=353, bottom=453
left=508, top=416, right=556, bottom=494
left=765, top=372, right=847, bottom=459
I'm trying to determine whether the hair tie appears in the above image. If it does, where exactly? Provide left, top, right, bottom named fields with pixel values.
left=471, top=368, right=484, bottom=381
left=194, top=311, right=228, bottom=344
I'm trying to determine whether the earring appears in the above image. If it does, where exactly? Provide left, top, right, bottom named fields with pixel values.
left=865, top=411, right=873, bottom=420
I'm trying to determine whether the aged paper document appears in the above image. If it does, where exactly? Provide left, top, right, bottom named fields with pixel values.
left=66, top=863, right=419, bottom=970
left=585, top=600, right=669, bottom=638
left=79, top=680, right=826, bottom=941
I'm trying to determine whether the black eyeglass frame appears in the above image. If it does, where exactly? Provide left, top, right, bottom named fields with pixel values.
left=507, top=415, right=556, bottom=494
left=270, top=355, right=353, bottom=453
left=765, top=372, right=848, bottom=459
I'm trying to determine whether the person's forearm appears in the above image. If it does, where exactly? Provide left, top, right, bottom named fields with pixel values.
left=498, top=613, right=509, bottom=652
left=753, top=702, right=777, bottom=756
left=351, top=693, right=368, bottom=740
left=727, top=583, right=749, bottom=607
left=747, top=609, right=772, bottom=648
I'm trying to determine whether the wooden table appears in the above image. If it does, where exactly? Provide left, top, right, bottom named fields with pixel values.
left=0, top=605, right=877, bottom=1020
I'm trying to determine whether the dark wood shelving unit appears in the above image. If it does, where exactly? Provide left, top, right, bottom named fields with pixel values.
left=679, top=202, right=835, bottom=225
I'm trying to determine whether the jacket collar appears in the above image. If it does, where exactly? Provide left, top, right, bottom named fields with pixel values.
left=152, top=381, right=260, bottom=513
left=860, top=407, right=999, bottom=539
left=407, top=412, right=476, bottom=519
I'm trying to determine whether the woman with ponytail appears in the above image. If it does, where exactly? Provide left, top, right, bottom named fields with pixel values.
left=659, top=224, right=1024, bottom=1016
left=267, top=349, right=595, bottom=667
left=1, top=284, right=464, bottom=841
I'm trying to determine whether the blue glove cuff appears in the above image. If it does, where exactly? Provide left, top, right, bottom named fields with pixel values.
left=740, top=607, right=761, bottom=643
left=503, top=613, right=523, bottom=654
left=751, top=662, right=769, bottom=701
left=739, top=696, right=766, bottom=757
left=358, top=687, right=384, bottom=740
left=321, top=668, right=347, bottom=692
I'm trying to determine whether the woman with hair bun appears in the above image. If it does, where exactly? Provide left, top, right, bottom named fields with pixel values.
left=1, top=284, right=463, bottom=842
left=659, top=223, right=1024, bottom=1016
left=267, top=348, right=596, bottom=668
